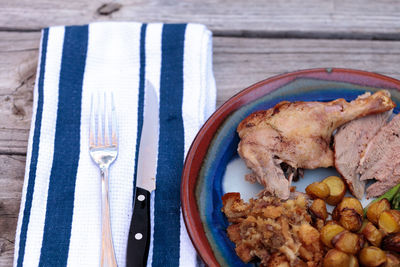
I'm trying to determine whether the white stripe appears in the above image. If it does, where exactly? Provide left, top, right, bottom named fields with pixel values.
left=13, top=29, right=45, bottom=267
left=182, top=24, right=213, bottom=156
left=21, top=26, right=64, bottom=267
left=203, top=29, right=216, bottom=120
left=67, top=22, right=142, bottom=267
left=143, top=23, right=163, bottom=267
left=180, top=24, right=216, bottom=267
left=180, top=24, right=203, bottom=267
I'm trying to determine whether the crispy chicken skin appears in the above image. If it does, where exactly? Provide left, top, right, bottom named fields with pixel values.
left=237, top=90, right=395, bottom=199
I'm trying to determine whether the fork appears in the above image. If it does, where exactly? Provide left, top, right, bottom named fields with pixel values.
left=89, top=92, right=118, bottom=267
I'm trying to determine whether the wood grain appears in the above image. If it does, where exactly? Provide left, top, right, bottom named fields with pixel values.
left=2, top=31, right=400, bottom=155
left=3, top=28, right=400, bottom=266
left=1, top=0, right=400, bottom=38
left=214, top=37, right=400, bottom=103
left=2, top=2, right=400, bottom=266
left=0, top=155, right=25, bottom=266
left=0, top=32, right=39, bottom=155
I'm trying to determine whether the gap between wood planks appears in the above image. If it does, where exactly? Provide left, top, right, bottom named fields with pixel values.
left=1, top=30, right=400, bottom=158
left=213, top=30, right=400, bottom=41
left=1, top=27, right=400, bottom=41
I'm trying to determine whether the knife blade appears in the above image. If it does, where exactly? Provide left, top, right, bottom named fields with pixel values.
left=127, top=81, right=159, bottom=267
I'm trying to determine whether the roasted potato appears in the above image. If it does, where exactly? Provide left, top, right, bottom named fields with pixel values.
left=332, top=199, right=363, bottom=232
left=349, top=255, right=359, bottom=267
left=358, top=219, right=370, bottom=233
left=392, top=209, right=400, bottom=220
left=325, top=220, right=339, bottom=226
left=384, top=252, right=400, bottom=267
left=320, top=223, right=345, bottom=248
left=323, top=249, right=350, bottom=267
left=331, top=230, right=361, bottom=254
left=322, top=176, right=346, bottom=205
left=378, top=210, right=400, bottom=234
left=382, top=233, right=400, bottom=253
left=337, top=208, right=363, bottom=232
left=306, top=182, right=330, bottom=200
left=362, top=222, right=383, bottom=247
left=337, top=197, right=363, bottom=215
left=358, top=234, right=367, bottom=249
left=310, top=199, right=328, bottom=221
left=366, top=198, right=391, bottom=225
left=359, top=246, right=387, bottom=267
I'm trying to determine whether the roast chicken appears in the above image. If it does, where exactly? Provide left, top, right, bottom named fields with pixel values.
left=237, top=90, right=395, bottom=199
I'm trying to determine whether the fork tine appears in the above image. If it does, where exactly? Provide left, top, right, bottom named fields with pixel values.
left=104, top=92, right=111, bottom=146
left=111, top=92, right=118, bottom=146
left=97, top=92, right=104, bottom=146
left=89, top=93, right=96, bottom=148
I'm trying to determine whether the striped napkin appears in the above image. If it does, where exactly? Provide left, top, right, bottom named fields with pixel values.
left=14, top=22, right=215, bottom=267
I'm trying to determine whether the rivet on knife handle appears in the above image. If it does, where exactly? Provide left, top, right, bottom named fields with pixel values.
left=127, top=187, right=151, bottom=267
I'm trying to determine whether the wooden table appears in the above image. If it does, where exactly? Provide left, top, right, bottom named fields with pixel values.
left=1, top=1, right=400, bottom=265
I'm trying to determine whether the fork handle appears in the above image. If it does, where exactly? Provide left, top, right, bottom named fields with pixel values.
left=101, top=167, right=118, bottom=267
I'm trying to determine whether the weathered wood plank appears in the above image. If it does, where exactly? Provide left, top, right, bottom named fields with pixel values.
left=2, top=32, right=400, bottom=155
left=1, top=0, right=400, bottom=37
left=0, top=155, right=25, bottom=267
left=0, top=32, right=39, bottom=155
left=3, top=32, right=400, bottom=266
left=214, top=37, right=400, bottom=103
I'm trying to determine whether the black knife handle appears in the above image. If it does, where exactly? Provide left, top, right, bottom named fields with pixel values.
left=127, top=187, right=151, bottom=267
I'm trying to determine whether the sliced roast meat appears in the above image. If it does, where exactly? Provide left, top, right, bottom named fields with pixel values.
left=237, top=90, right=395, bottom=199
left=358, top=113, right=400, bottom=198
left=334, top=111, right=392, bottom=199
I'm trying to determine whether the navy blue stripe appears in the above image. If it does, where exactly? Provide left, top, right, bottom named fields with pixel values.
left=132, top=24, right=147, bottom=195
left=17, top=28, right=49, bottom=267
left=152, top=24, right=187, bottom=267
left=39, top=25, right=88, bottom=267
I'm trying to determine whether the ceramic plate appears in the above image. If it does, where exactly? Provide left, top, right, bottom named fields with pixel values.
left=181, top=68, right=400, bottom=266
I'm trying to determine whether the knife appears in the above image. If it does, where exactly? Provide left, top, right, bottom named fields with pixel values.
left=127, top=81, right=159, bottom=267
